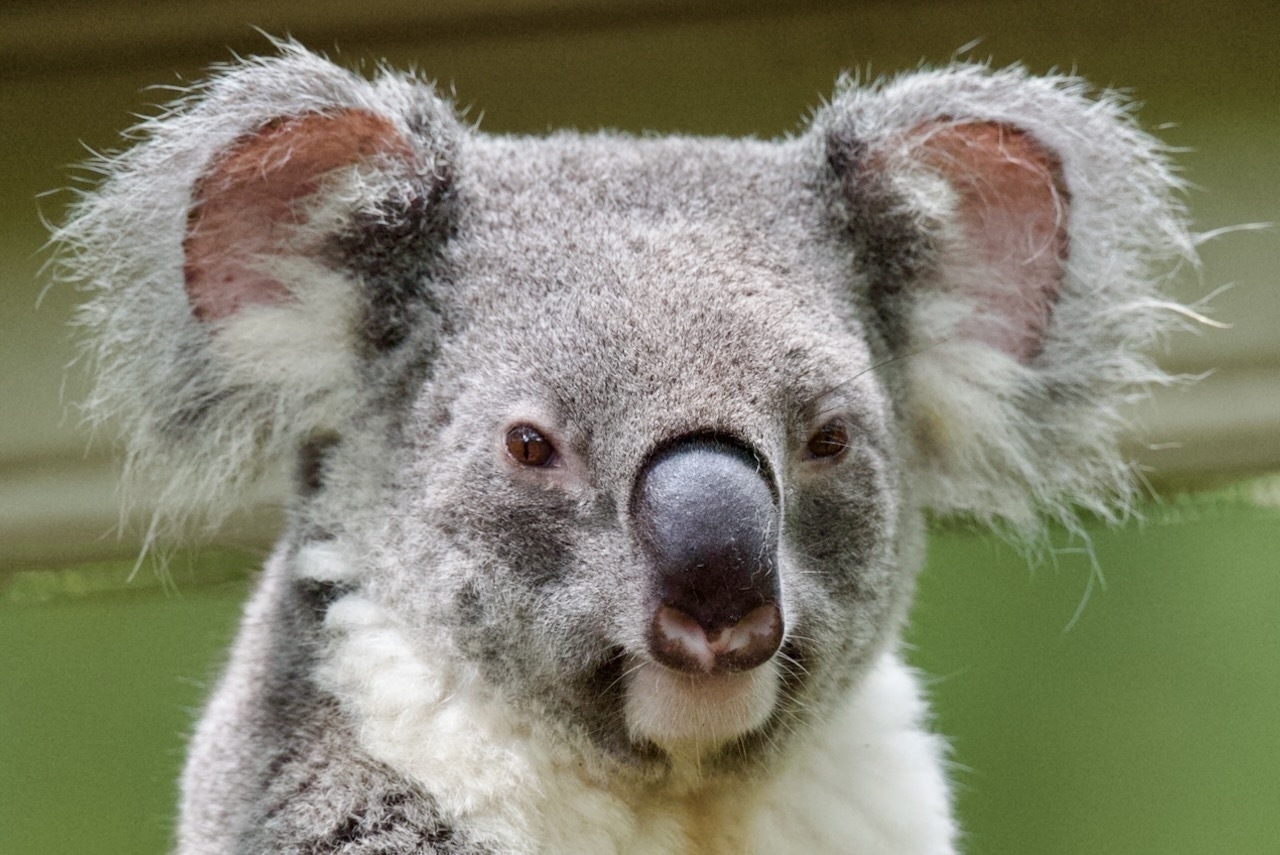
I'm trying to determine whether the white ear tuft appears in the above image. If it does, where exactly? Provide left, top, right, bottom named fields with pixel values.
left=54, top=44, right=461, bottom=540
left=817, top=64, right=1197, bottom=530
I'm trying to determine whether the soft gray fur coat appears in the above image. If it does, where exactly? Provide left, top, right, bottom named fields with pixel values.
left=58, top=44, right=1193, bottom=854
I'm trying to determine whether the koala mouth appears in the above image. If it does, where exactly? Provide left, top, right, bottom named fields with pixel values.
left=622, top=657, right=781, bottom=751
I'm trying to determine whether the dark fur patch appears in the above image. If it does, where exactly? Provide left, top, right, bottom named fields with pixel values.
left=826, top=131, right=936, bottom=354
left=307, top=788, right=482, bottom=854
left=330, top=163, right=460, bottom=355
left=296, top=577, right=356, bottom=621
left=251, top=747, right=492, bottom=854
left=298, top=432, right=342, bottom=496
left=453, top=580, right=485, bottom=626
left=787, top=489, right=882, bottom=605
left=562, top=647, right=664, bottom=765
left=445, top=473, right=579, bottom=589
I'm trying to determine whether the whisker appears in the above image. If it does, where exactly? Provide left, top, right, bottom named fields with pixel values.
left=797, top=339, right=950, bottom=423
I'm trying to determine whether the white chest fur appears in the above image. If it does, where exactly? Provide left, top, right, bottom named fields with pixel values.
left=303, top=544, right=956, bottom=854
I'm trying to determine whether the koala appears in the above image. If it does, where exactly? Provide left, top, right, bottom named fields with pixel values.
left=58, top=43, right=1193, bottom=854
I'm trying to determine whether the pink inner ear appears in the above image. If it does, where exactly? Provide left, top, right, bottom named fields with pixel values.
left=911, top=121, right=1069, bottom=362
left=183, top=109, right=413, bottom=322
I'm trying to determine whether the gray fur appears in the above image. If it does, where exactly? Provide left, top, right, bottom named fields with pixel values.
left=56, top=42, right=1193, bottom=854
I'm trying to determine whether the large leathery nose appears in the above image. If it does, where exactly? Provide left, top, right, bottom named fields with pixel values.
left=632, top=436, right=783, bottom=674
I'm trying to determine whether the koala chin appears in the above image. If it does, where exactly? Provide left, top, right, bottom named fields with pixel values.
left=59, top=41, right=1193, bottom=854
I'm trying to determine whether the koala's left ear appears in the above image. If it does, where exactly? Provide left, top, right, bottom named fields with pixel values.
left=814, top=65, right=1195, bottom=529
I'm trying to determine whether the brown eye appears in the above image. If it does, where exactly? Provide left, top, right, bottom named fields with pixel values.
left=806, top=419, right=849, bottom=459
left=505, top=424, right=555, bottom=467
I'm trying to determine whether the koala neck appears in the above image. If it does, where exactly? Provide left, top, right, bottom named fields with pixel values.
left=299, top=539, right=953, bottom=854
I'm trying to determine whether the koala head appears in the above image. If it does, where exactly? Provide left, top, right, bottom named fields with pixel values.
left=59, top=45, right=1192, bottom=779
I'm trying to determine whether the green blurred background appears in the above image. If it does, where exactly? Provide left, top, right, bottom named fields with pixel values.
left=2, top=1, right=1277, bottom=853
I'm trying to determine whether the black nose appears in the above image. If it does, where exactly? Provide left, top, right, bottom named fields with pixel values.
left=632, top=436, right=784, bottom=674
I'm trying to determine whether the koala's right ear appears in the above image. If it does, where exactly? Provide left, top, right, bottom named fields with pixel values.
left=57, top=44, right=461, bottom=534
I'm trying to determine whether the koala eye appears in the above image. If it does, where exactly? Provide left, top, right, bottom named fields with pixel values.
left=805, top=419, right=849, bottom=460
left=505, top=424, right=556, bottom=467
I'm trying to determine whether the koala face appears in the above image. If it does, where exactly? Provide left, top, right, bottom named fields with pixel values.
left=58, top=43, right=1193, bottom=850
left=345, top=135, right=912, bottom=769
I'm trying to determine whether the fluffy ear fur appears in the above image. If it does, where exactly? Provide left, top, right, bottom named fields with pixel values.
left=56, top=43, right=461, bottom=535
left=816, top=65, right=1196, bottom=531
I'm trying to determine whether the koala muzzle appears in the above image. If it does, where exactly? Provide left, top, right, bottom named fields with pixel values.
left=633, top=437, right=784, bottom=675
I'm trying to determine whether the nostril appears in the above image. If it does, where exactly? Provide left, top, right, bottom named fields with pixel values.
left=650, top=601, right=784, bottom=674
left=709, top=602, right=784, bottom=670
left=652, top=604, right=715, bottom=673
